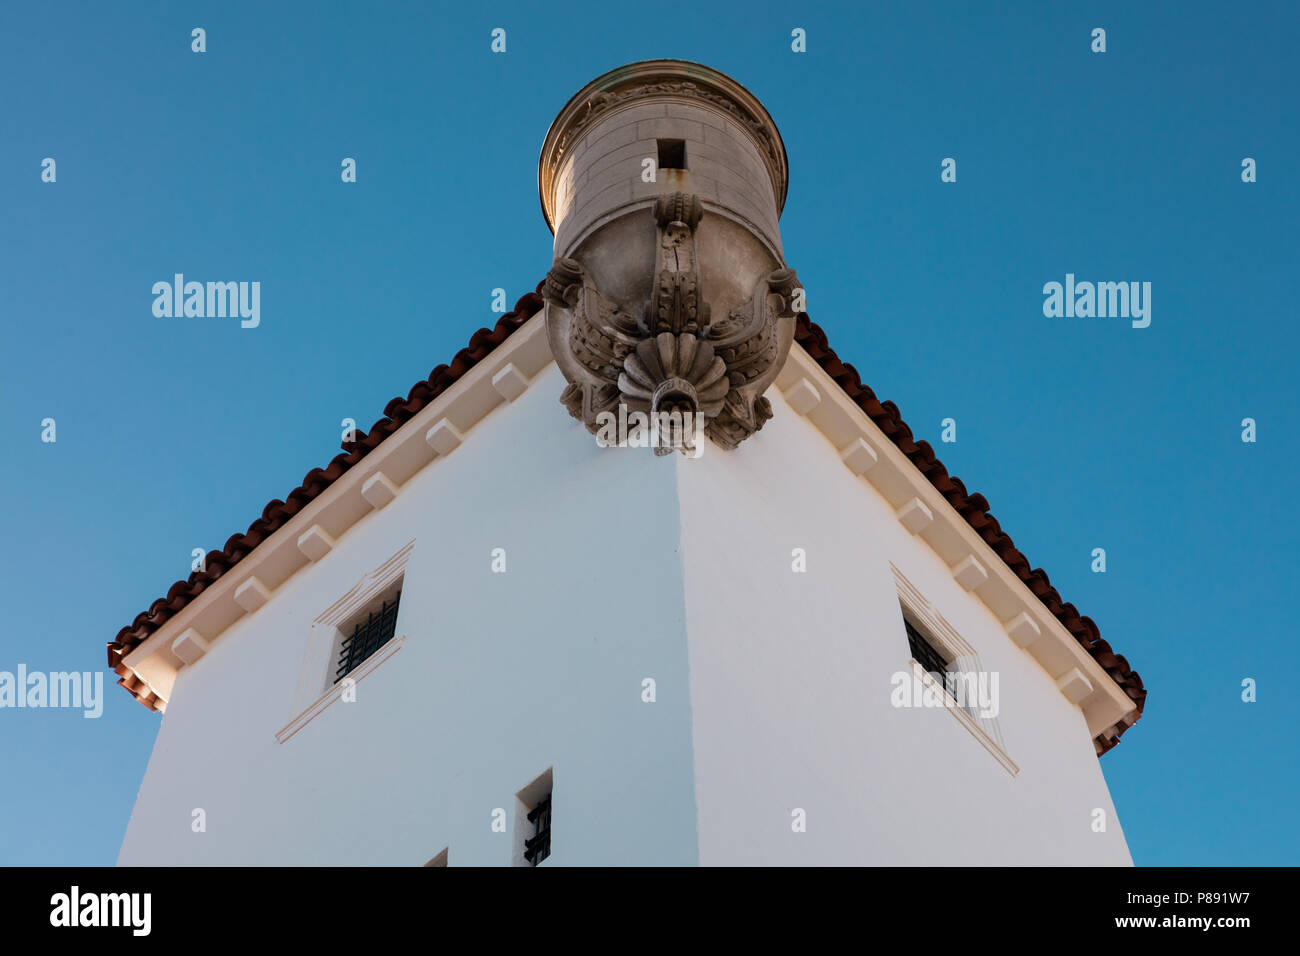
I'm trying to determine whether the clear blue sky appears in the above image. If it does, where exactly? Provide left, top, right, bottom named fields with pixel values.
left=2, top=0, right=1296, bottom=866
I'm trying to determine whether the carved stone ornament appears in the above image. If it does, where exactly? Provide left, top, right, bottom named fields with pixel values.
left=544, top=192, right=800, bottom=455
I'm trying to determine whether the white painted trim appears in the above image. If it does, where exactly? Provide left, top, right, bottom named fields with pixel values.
left=782, top=377, right=822, bottom=415
left=894, top=564, right=977, bottom=660
left=119, top=315, right=1137, bottom=755
left=119, top=313, right=553, bottom=708
left=171, top=628, right=209, bottom=666
left=909, top=659, right=1019, bottom=777
left=361, top=472, right=400, bottom=511
left=234, top=577, right=271, bottom=613
left=425, top=419, right=464, bottom=456
left=897, top=498, right=934, bottom=534
left=297, top=525, right=336, bottom=562
left=275, top=635, right=407, bottom=744
left=492, top=363, right=531, bottom=402
left=1057, top=667, right=1095, bottom=704
left=1007, top=612, right=1042, bottom=649
left=840, top=437, right=879, bottom=475
left=894, top=562, right=1012, bottom=764
left=285, top=539, right=415, bottom=722
left=777, top=343, right=1137, bottom=744
left=952, top=555, right=989, bottom=592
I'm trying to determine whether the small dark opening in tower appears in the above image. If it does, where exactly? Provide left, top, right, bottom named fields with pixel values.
left=657, top=139, right=687, bottom=170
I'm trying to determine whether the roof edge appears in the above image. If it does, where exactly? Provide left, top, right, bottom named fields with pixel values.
left=107, top=284, right=547, bottom=710
left=106, top=283, right=1144, bottom=756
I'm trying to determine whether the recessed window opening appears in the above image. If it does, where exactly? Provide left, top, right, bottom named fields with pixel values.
left=512, top=768, right=554, bottom=866
left=524, top=794, right=552, bottom=866
left=904, top=615, right=951, bottom=678
left=657, top=138, right=687, bottom=170
left=334, top=589, right=401, bottom=684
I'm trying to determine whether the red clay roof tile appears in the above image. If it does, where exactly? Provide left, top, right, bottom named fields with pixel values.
left=793, top=315, right=1145, bottom=751
left=107, top=286, right=1144, bottom=753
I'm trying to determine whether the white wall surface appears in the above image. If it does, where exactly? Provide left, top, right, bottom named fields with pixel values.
left=118, top=364, right=700, bottom=866
left=676, top=387, right=1133, bottom=865
left=119, top=361, right=1133, bottom=866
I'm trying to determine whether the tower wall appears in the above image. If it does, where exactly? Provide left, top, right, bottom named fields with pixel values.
left=116, top=57, right=1137, bottom=868
left=552, top=95, right=785, bottom=265
left=538, top=61, right=801, bottom=457
left=675, top=387, right=1134, bottom=865
left=540, top=60, right=790, bottom=326
left=117, top=364, right=701, bottom=866
left=116, top=350, right=1135, bottom=866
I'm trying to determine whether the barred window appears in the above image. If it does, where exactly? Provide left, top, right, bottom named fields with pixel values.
left=334, top=592, right=401, bottom=684
left=524, top=794, right=551, bottom=866
left=905, top=616, right=950, bottom=677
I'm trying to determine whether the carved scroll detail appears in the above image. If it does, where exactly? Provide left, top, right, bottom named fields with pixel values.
left=545, top=193, right=798, bottom=455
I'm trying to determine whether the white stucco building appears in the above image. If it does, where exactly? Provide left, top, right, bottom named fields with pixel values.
left=110, top=61, right=1145, bottom=866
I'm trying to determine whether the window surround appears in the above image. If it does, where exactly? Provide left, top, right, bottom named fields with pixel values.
left=116, top=318, right=1136, bottom=760
left=893, top=564, right=1018, bottom=776
left=512, top=768, right=554, bottom=866
left=274, top=540, right=414, bottom=744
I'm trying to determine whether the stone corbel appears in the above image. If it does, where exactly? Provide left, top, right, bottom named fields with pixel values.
left=544, top=192, right=800, bottom=455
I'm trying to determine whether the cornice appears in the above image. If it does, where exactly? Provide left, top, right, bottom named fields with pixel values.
left=774, top=353, right=1140, bottom=752
left=117, top=312, right=554, bottom=711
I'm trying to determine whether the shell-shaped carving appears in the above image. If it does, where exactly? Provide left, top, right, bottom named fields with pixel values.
left=618, top=332, right=729, bottom=417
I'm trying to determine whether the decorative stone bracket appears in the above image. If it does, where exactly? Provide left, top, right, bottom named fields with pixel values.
left=544, top=192, right=800, bottom=455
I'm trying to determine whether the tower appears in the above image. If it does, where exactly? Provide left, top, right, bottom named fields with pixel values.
left=112, top=61, right=1144, bottom=866
left=539, top=60, right=798, bottom=455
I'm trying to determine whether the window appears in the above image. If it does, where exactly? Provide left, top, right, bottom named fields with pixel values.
left=524, top=794, right=551, bottom=866
left=904, top=616, right=950, bottom=677
left=892, top=564, right=1017, bottom=774
left=334, top=591, right=401, bottom=684
left=657, top=138, right=687, bottom=170
left=512, top=768, right=553, bottom=866
left=277, top=543, right=413, bottom=744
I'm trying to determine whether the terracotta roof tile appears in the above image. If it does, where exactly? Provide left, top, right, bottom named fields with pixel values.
left=106, top=285, right=547, bottom=703
left=107, top=285, right=1144, bottom=753
left=793, top=315, right=1145, bottom=751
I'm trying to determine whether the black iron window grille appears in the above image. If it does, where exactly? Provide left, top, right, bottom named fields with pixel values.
left=905, top=617, right=950, bottom=678
left=334, top=592, right=401, bottom=684
left=523, top=794, right=551, bottom=866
